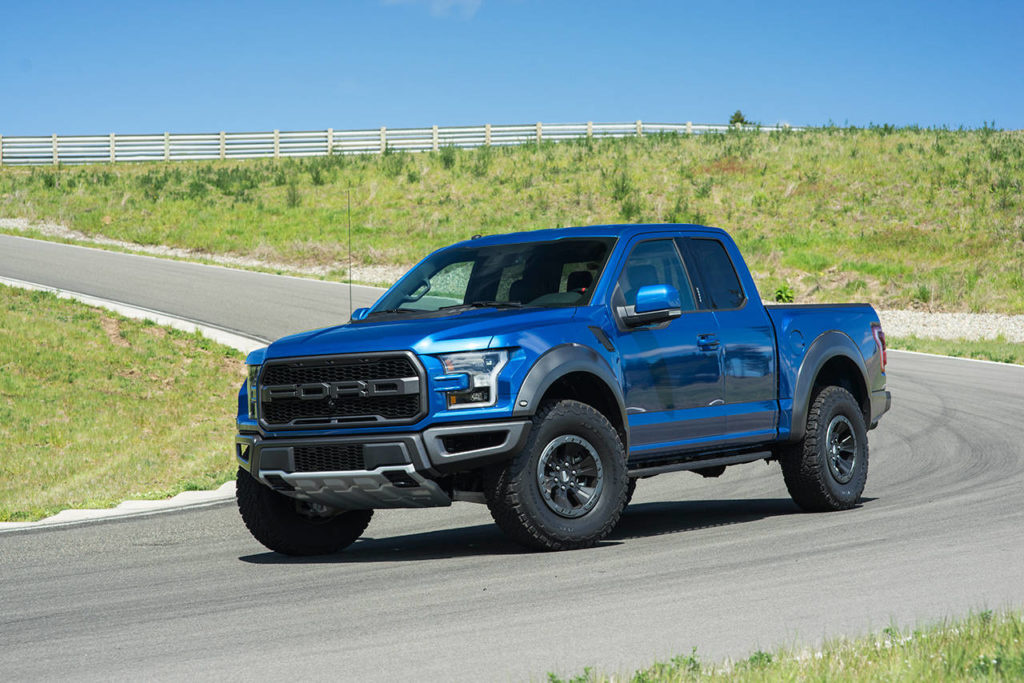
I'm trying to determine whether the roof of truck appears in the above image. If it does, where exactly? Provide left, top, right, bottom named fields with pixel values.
left=451, top=223, right=730, bottom=248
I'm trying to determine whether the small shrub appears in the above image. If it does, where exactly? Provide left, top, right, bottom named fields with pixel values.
left=693, top=177, right=713, bottom=198
left=309, top=165, right=325, bottom=186
left=671, top=648, right=701, bottom=674
left=285, top=181, right=300, bottom=208
left=381, top=149, right=407, bottom=179
left=620, top=193, right=644, bottom=222
left=439, top=145, right=457, bottom=170
left=472, top=146, right=492, bottom=178
left=774, top=284, right=795, bottom=302
left=185, top=178, right=207, bottom=199
left=610, top=172, right=633, bottom=201
left=913, top=282, right=932, bottom=304
left=729, top=109, right=749, bottom=125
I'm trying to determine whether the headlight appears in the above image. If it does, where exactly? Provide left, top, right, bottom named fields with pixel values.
left=246, top=364, right=261, bottom=419
left=438, top=350, right=508, bottom=409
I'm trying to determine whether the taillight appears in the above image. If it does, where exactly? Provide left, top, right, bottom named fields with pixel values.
left=872, top=323, right=887, bottom=372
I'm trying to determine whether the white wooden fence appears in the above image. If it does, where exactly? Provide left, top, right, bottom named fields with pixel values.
left=0, top=120, right=795, bottom=167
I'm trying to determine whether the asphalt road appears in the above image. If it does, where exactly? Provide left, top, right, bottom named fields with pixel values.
left=0, top=233, right=381, bottom=342
left=2, top=237, right=1023, bottom=681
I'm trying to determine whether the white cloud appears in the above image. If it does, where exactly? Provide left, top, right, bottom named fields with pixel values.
left=382, top=0, right=482, bottom=18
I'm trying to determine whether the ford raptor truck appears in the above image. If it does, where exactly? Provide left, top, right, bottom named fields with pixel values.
left=234, top=224, right=891, bottom=554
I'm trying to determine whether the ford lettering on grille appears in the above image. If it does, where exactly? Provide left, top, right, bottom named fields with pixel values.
left=261, top=378, right=418, bottom=401
left=258, top=353, right=425, bottom=429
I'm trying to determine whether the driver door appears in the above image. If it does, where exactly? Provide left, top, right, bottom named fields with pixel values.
left=608, top=238, right=726, bottom=461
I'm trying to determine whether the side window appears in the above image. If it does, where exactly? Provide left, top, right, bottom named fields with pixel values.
left=679, top=238, right=746, bottom=309
left=616, top=239, right=696, bottom=309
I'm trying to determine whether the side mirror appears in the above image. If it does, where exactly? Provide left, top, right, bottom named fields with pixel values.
left=351, top=307, right=371, bottom=322
left=621, top=284, right=682, bottom=327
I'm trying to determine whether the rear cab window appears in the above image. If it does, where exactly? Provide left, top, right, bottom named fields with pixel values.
left=676, top=237, right=746, bottom=310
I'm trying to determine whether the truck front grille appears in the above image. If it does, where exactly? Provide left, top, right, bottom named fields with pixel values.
left=258, top=352, right=425, bottom=429
left=293, top=444, right=365, bottom=472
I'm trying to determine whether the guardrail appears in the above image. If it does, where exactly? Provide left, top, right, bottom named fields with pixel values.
left=0, top=120, right=796, bottom=167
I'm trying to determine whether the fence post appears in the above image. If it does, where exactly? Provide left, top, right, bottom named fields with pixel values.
left=219, top=131, right=226, bottom=160
left=0, top=134, right=4, bottom=167
left=109, top=133, right=115, bottom=163
left=685, top=121, right=693, bottom=135
left=380, top=126, right=387, bottom=153
left=536, top=121, right=542, bottom=144
left=273, top=129, right=280, bottom=159
left=164, top=132, right=170, bottom=161
left=586, top=121, right=593, bottom=138
left=635, top=120, right=643, bottom=137
left=326, top=128, right=333, bottom=155
left=432, top=125, right=438, bottom=151
left=52, top=133, right=58, bottom=166
left=485, top=123, right=491, bottom=146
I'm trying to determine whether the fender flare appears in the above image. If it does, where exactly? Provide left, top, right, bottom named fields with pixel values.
left=789, top=330, right=870, bottom=442
left=512, top=343, right=629, bottom=452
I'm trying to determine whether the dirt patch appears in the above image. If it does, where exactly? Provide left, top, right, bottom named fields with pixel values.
left=700, top=156, right=749, bottom=175
left=100, top=316, right=130, bottom=348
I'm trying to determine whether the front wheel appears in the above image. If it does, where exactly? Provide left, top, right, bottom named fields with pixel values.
left=485, top=400, right=628, bottom=551
left=236, top=468, right=373, bottom=555
left=779, top=386, right=869, bottom=511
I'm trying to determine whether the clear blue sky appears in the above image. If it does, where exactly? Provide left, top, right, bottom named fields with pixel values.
left=2, top=0, right=1021, bottom=135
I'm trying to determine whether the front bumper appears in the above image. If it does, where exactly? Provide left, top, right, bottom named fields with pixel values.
left=235, top=419, right=531, bottom=510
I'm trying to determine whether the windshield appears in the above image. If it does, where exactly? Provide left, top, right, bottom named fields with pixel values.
left=371, top=237, right=616, bottom=317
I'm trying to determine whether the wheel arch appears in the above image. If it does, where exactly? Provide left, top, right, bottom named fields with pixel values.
left=789, top=331, right=870, bottom=442
left=512, top=344, right=628, bottom=453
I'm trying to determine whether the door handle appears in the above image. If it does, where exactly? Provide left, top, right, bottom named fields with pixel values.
left=698, top=333, right=720, bottom=351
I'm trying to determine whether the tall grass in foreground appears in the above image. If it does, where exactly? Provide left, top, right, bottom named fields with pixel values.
left=0, top=286, right=244, bottom=521
left=550, top=609, right=1024, bottom=682
left=1, top=126, right=1022, bottom=312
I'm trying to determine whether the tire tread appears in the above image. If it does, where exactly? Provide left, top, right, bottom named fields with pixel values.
left=485, top=400, right=627, bottom=551
left=779, top=386, right=868, bottom=512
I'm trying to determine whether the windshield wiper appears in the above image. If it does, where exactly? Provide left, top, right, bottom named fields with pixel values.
left=438, top=300, right=524, bottom=311
left=365, top=308, right=420, bottom=316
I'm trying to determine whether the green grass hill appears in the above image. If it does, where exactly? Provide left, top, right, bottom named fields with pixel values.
left=2, top=126, right=1022, bottom=312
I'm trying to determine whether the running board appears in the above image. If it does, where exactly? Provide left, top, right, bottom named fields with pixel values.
left=628, top=450, right=772, bottom=477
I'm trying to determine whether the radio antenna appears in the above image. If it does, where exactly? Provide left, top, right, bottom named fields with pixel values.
left=347, top=187, right=353, bottom=317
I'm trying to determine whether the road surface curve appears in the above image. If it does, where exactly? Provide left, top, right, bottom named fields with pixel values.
left=2, top=235, right=1023, bottom=681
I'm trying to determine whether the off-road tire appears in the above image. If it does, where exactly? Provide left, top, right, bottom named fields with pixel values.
left=236, top=468, right=373, bottom=555
left=779, top=386, right=868, bottom=512
left=625, top=477, right=638, bottom=506
left=484, top=399, right=628, bottom=551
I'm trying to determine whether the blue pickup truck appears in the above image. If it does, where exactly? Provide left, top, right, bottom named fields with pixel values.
left=235, top=224, right=891, bottom=554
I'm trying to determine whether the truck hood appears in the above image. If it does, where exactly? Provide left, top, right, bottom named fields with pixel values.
left=264, top=307, right=578, bottom=359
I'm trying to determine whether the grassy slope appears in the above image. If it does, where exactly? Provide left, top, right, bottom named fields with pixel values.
left=2, top=126, right=1022, bottom=311
left=0, top=286, right=244, bottom=521
left=551, top=609, right=1024, bottom=682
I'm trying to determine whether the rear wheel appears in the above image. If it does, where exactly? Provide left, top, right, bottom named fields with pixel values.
left=236, top=468, right=373, bottom=555
left=779, top=386, right=868, bottom=511
left=485, top=400, right=628, bottom=551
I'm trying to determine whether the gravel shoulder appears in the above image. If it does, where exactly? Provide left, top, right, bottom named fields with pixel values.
left=878, top=309, right=1024, bottom=343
